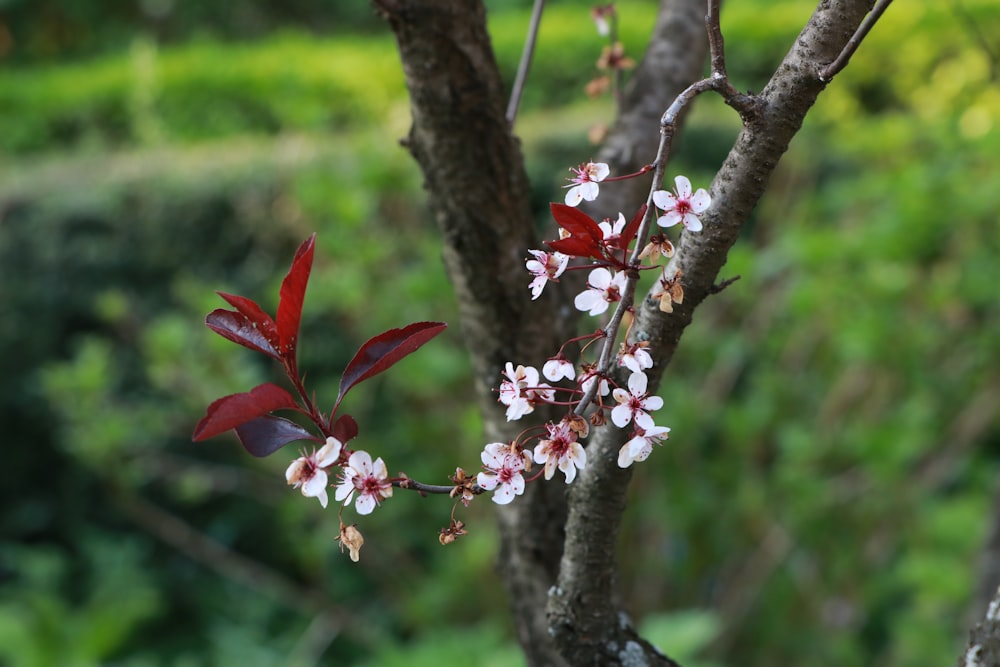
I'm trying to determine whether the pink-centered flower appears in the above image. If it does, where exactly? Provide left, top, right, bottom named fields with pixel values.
left=477, top=442, right=532, bottom=505
left=617, top=423, right=671, bottom=468
left=526, top=249, right=570, bottom=300
left=564, top=161, right=610, bottom=207
left=498, top=362, right=553, bottom=421
left=533, top=419, right=587, bottom=483
left=652, top=175, right=711, bottom=232
left=335, top=450, right=392, bottom=515
left=574, top=267, right=627, bottom=316
left=611, top=371, right=664, bottom=429
left=285, top=436, right=343, bottom=508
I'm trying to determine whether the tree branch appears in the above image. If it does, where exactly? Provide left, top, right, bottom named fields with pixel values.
left=506, top=0, right=545, bottom=125
left=547, top=1, right=881, bottom=664
left=372, top=2, right=578, bottom=664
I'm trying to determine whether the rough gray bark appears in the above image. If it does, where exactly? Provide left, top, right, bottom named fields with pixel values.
left=374, top=0, right=881, bottom=665
left=959, top=585, right=1000, bottom=667
left=371, top=3, right=577, bottom=664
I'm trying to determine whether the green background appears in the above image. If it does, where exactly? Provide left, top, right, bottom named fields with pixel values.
left=1, top=1, right=998, bottom=665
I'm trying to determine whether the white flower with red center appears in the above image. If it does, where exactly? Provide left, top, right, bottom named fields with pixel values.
left=618, top=341, right=653, bottom=374
left=526, top=249, right=570, bottom=300
left=598, top=212, right=627, bottom=245
left=543, top=356, right=576, bottom=382
left=574, top=267, right=627, bottom=316
left=533, top=419, right=587, bottom=483
left=498, top=363, right=552, bottom=421
left=564, top=161, right=610, bottom=207
left=334, top=450, right=393, bottom=515
left=285, top=436, right=343, bottom=508
left=611, top=371, right=664, bottom=429
left=477, top=442, right=532, bottom=505
left=653, top=175, right=711, bottom=232
left=617, top=423, right=671, bottom=468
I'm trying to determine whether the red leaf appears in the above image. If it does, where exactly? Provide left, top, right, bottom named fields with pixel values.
left=217, top=292, right=279, bottom=349
left=206, top=309, right=281, bottom=359
left=336, top=321, right=447, bottom=408
left=547, top=236, right=601, bottom=258
left=550, top=203, right=603, bottom=245
left=235, top=415, right=317, bottom=457
left=276, top=234, right=316, bottom=357
left=193, top=383, right=299, bottom=441
left=614, top=203, right=648, bottom=251
left=332, top=413, right=358, bottom=443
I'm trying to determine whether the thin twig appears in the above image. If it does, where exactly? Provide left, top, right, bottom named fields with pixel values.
left=506, top=0, right=546, bottom=125
left=818, top=0, right=894, bottom=81
left=573, top=0, right=756, bottom=416
left=710, top=275, right=741, bottom=294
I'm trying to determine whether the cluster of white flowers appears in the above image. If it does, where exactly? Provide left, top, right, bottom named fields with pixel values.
left=285, top=436, right=392, bottom=515
left=286, top=163, right=712, bottom=513
left=474, top=164, right=713, bottom=504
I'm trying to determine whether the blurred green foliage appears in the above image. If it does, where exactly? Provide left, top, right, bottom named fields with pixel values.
left=0, top=0, right=997, bottom=666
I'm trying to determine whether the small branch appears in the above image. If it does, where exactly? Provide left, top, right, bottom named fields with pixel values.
left=506, top=0, right=546, bottom=125
left=706, top=0, right=727, bottom=77
left=818, top=0, right=894, bottom=82
left=709, top=275, right=741, bottom=294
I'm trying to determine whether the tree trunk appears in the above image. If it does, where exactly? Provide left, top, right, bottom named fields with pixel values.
left=374, top=0, right=879, bottom=664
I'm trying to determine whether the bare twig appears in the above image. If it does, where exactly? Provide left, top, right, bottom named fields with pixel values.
left=710, top=275, right=741, bottom=294
left=819, top=0, right=894, bottom=82
left=506, top=0, right=546, bottom=125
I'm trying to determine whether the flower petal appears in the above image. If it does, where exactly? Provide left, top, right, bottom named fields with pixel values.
left=302, top=469, right=328, bottom=497
left=477, top=472, right=499, bottom=490
left=565, top=185, right=584, bottom=207
left=618, top=444, right=635, bottom=468
left=317, top=437, right=342, bottom=466
left=657, top=212, right=682, bottom=228
left=652, top=190, right=675, bottom=211
left=335, top=481, right=354, bottom=503
left=684, top=215, right=703, bottom=232
left=627, top=371, right=648, bottom=395
left=355, top=494, right=376, bottom=515
left=673, top=175, right=693, bottom=198
left=690, top=188, right=711, bottom=213
left=611, top=403, right=632, bottom=428
left=578, top=181, right=600, bottom=202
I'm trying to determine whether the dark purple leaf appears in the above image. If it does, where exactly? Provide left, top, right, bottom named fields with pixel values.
left=550, top=203, right=604, bottom=245
left=337, top=321, right=447, bottom=407
left=206, top=309, right=281, bottom=359
left=332, top=413, right=358, bottom=443
left=235, top=415, right=318, bottom=457
left=217, top=292, right=279, bottom=350
left=276, top=234, right=316, bottom=357
left=193, top=383, right=299, bottom=441
left=546, top=236, right=602, bottom=258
